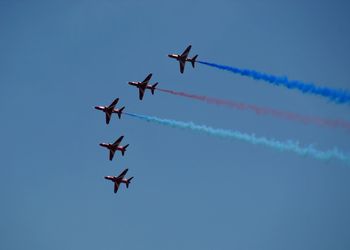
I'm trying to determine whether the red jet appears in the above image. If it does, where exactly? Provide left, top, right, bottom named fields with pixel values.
left=128, top=73, right=158, bottom=100
left=99, top=135, right=129, bottom=161
left=94, top=98, right=125, bottom=124
left=105, top=168, right=134, bottom=194
left=168, top=45, right=198, bottom=74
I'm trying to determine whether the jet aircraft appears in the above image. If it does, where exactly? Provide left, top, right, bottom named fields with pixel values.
left=105, top=168, right=134, bottom=194
left=128, top=73, right=158, bottom=100
left=168, top=45, right=198, bottom=73
left=99, top=135, right=129, bottom=161
left=94, top=98, right=125, bottom=124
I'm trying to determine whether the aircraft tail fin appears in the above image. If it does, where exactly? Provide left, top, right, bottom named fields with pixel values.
left=121, top=144, right=129, bottom=156
left=126, top=177, right=134, bottom=188
left=117, top=106, right=125, bottom=119
left=151, top=82, right=158, bottom=95
left=191, top=55, right=198, bottom=68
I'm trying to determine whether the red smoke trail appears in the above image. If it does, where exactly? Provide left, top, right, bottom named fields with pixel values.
left=157, top=88, right=350, bottom=131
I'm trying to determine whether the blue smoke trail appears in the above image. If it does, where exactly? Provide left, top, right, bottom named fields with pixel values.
left=125, top=112, right=350, bottom=164
left=197, top=60, right=350, bottom=104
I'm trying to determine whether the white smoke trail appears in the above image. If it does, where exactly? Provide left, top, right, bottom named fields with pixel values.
left=125, top=112, right=350, bottom=164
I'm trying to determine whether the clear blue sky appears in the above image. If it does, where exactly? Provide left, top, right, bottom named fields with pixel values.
left=1, top=1, right=350, bottom=249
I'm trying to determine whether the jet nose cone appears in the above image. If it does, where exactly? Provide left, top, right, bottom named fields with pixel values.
left=99, top=143, right=104, bottom=147
left=104, top=176, right=108, bottom=180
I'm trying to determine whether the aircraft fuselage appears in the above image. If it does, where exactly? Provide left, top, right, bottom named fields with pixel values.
left=168, top=54, right=179, bottom=59
left=99, top=143, right=110, bottom=148
left=99, top=143, right=123, bottom=151
left=95, top=106, right=122, bottom=114
left=128, top=82, right=153, bottom=90
left=95, top=106, right=118, bottom=112
left=169, top=54, right=194, bottom=61
left=94, top=106, right=106, bottom=111
left=104, top=176, right=128, bottom=184
left=168, top=54, right=186, bottom=61
left=128, top=81, right=139, bottom=87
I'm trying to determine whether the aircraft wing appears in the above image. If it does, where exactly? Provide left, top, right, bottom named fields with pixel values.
left=139, top=87, right=145, bottom=100
left=109, top=150, right=116, bottom=161
left=108, top=98, right=119, bottom=109
left=113, top=136, right=124, bottom=147
left=142, top=73, right=152, bottom=84
left=181, top=45, right=191, bottom=57
left=117, top=168, right=128, bottom=179
left=179, top=61, right=185, bottom=74
left=105, top=112, right=112, bottom=124
left=114, top=182, right=120, bottom=193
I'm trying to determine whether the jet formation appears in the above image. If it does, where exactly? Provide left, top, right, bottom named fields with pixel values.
left=95, top=45, right=197, bottom=195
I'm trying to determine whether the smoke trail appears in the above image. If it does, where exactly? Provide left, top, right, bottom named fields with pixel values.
left=197, top=61, right=350, bottom=104
left=157, top=88, right=350, bottom=131
left=124, top=112, right=350, bottom=164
